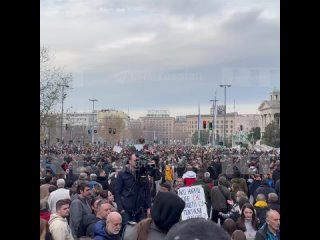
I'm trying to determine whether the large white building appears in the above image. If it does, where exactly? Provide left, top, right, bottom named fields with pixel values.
left=258, top=89, right=280, bottom=137
left=64, top=112, right=96, bottom=126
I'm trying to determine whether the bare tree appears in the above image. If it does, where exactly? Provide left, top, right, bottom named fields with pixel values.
left=40, top=46, right=72, bottom=127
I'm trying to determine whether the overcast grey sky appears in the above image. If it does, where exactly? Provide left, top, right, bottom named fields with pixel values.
left=40, top=0, right=279, bottom=119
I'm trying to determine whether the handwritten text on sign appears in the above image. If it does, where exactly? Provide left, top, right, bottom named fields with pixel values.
left=178, top=185, right=208, bottom=220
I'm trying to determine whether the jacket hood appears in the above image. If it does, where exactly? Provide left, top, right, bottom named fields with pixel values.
left=183, top=171, right=196, bottom=178
left=151, top=192, right=185, bottom=231
left=254, top=201, right=268, bottom=208
left=40, top=212, right=51, bottom=221
left=48, top=213, right=67, bottom=225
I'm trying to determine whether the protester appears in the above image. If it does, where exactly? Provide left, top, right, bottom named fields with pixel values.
left=122, top=191, right=185, bottom=240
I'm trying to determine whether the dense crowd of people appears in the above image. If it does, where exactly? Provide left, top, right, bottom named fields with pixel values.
left=40, top=143, right=280, bottom=240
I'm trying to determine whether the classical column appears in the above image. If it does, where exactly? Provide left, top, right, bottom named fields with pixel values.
left=261, top=115, right=264, bottom=138
left=269, top=113, right=272, bottom=124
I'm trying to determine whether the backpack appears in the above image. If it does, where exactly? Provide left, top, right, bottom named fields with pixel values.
left=154, top=169, right=162, bottom=181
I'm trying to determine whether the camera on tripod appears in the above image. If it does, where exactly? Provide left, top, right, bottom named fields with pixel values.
left=135, top=153, right=155, bottom=181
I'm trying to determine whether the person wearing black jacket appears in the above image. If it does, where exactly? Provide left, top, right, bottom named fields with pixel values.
left=97, top=169, right=109, bottom=190
left=115, top=153, right=151, bottom=230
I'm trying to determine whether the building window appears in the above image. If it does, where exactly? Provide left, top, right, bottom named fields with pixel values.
left=226, top=130, right=228, bottom=133
left=230, top=125, right=233, bottom=128
left=231, top=130, right=233, bottom=133
left=230, top=120, right=233, bottom=123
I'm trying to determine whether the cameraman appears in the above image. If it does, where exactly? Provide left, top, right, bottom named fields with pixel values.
left=115, top=153, right=151, bottom=228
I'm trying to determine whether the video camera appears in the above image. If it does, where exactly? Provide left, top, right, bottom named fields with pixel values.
left=135, top=153, right=156, bottom=181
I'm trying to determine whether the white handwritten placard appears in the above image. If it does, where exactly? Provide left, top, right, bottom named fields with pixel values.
left=178, top=185, right=208, bottom=220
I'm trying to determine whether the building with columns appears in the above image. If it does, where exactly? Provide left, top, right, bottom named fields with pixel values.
left=258, top=89, right=280, bottom=138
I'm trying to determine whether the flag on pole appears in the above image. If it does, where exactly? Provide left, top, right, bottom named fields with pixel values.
left=198, top=104, right=200, bottom=130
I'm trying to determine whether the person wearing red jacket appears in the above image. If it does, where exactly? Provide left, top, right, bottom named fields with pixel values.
left=182, top=165, right=197, bottom=186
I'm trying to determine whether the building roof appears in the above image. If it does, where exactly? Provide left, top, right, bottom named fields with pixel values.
left=258, top=100, right=280, bottom=111
left=186, top=113, right=237, bottom=118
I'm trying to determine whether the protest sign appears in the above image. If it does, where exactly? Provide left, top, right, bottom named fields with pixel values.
left=178, top=185, right=208, bottom=220
left=113, top=146, right=122, bottom=153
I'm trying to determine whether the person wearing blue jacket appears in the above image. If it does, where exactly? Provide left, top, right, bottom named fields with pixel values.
left=94, top=212, right=122, bottom=240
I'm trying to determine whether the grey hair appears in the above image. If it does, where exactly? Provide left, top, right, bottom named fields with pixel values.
left=268, top=192, right=279, bottom=202
left=90, top=173, right=97, bottom=181
left=256, top=193, right=266, bottom=201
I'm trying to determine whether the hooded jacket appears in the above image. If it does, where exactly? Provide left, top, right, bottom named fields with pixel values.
left=123, top=192, right=185, bottom=240
left=49, top=213, right=74, bottom=240
left=151, top=192, right=185, bottom=231
left=254, top=201, right=269, bottom=228
left=123, top=221, right=167, bottom=240
left=69, top=195, right=92, bottom=238
left=94, top=220, right=120, bottom=240
left=182, top=171, right=197, bottom=186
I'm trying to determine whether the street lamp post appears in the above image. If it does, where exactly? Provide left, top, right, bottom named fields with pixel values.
left=210, top=93, right=218, bottom=147
left=220, top=80, right=231, bottom=147
left=58, top=81, right=69, bottom=143
left=89, top=98, right=98, bottom=144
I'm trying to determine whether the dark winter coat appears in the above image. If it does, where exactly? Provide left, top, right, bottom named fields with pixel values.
left=255, top=223, right=280, bottom=240
left=115, top=166, right=151, bottom=213
left=97, top=176, right=109, bottom=190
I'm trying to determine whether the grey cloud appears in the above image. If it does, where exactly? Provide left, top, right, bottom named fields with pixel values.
left=41, top=0, right=279, bottom=113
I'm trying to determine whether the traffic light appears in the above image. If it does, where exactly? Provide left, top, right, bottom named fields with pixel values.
left=109, top=128, right=112, bottom=134
left=94, top=130, right=97, bottom=133
left=88, top=130, right=91, bottom=134
left=240, top=125, right=243, bottom=131
left=65, top=124, right=68, bottom=130
left=203, top=120, right=207, bottom=129
left=209, top=122, right=213, bottom=130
